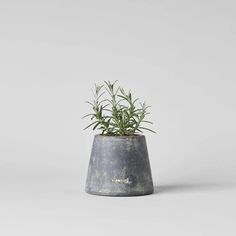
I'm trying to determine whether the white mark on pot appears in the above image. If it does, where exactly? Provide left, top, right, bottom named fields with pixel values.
left=111, top=178, right=132, bottom=185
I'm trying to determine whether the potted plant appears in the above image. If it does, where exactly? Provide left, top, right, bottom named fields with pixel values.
left=83, top=81, right=155, bottom=196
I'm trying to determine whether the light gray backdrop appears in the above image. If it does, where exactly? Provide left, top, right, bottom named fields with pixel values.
left=0, top=0, right=236, bottom=235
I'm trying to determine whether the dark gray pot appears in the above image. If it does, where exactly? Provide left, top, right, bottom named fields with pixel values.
left=85, top=135, right=154, bottom=196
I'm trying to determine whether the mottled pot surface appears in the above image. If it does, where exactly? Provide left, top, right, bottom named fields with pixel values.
left=85, top=135, right=154, bottom=196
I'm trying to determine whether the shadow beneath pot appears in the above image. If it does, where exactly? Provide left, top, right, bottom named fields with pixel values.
left=154, top=182, right=236, bottom=195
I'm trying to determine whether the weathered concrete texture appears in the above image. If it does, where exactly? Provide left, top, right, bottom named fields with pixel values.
left=85, top=135, right=154, bottom=196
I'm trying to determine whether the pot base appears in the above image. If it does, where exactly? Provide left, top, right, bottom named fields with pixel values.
left=85, top=189, right=154, bottom=197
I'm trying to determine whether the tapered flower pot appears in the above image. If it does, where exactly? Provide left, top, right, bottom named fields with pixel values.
left=85, top=135, right=154, bottom=196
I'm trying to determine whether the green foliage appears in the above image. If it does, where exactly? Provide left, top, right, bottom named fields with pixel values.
left=83, top=81, right=156, bottom=136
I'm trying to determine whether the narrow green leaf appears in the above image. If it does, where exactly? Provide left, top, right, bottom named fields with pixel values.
left=82, top=114, right=94, bottom=119
left=93, top=122, right=101, bottom=130
left=85, top=101, right=94, bottom=106
left=139, top=127, right=156, bottom=133
left=141, top=120, right=153, bottom=124
left=84, top=121, right=98, bottom=130
left=117, top=95, right=129, bottom=101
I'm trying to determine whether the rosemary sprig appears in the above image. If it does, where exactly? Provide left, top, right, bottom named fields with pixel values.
left=83, top=81, right=156, bottom=136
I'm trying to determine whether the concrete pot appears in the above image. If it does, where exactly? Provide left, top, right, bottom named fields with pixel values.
left=85, top=135, right=154, bottom=196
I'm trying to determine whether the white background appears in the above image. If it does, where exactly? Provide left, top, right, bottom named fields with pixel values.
left=0, top=0, right=236, bottom=235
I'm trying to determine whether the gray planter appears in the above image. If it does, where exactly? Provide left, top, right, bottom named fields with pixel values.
left=85, top=135, right=154, bottom=196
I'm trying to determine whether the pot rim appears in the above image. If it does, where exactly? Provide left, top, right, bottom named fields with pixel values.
left=94, top=134, right=145, bottom=138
